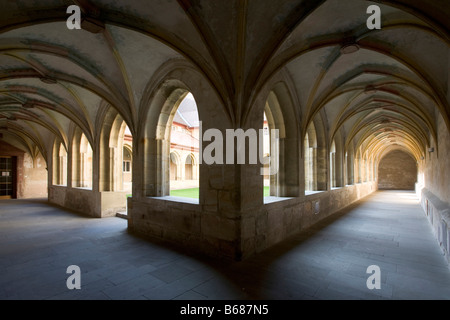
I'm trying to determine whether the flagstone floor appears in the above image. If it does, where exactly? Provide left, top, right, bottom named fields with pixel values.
left=1, top=191, right=449, bottom=300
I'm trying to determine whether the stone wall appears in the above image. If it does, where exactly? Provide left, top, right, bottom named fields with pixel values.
left=128, top=182, right=377, bottom=260
left=0, top=141, right=48, bottom=199
left=49, top=186, right=97, bottom=216
left=48, top=185, right=128, bottom=218
left=419, top=188, right=450, bottom=265
left=378, top=150, right=417, bottom=190
left=424, top=113, right=450, bottom=204
left=241, top=182, right=378, bottom=259
left=416, top=111, right=450, bottom=266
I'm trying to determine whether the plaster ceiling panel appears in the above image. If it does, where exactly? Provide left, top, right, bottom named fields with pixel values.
left=0, top=22, right=129, bottom=98
left=285, top=46, right=337, bottom=114
left=18, top=108, right=74, bottom=147
left=19, top=52, right=109, bottom=92
left=343, top=91, right=415, bottom=122
left=6, top=92, right=63, bottom=109
left=106, top=25, right=181, bottom=112
left=0, top=78, right=84, bottom=107
left=321, top=90, right=359, bottom=130
left=342, top=73, right=388, bottom=88
left=92, top=0, right=213, bottom=64
left=344, top=108, right=428, bottom=154
left=0, top=95, right=87, bottom=134
left=381, top=0, right=450, bottom=36
left=385, top=83, right=437, bottom=119
left=33, top=107, right=71, bottom=130
left=60, top=82, right=103, bottom=129
left=244, top=0, right=319, bottom=82
left=0, top=133, right=30, bottom=153
left=187, top=0, right=238, bottom=78
left=0, top=0, right=69, bottom=29
left=366, top=29, right=449, bottom=93
left=342, top=111, right=368, bottom=138
left=0, top=54, right=30, bottom=71
left=275, top=0, right=410, bottom=56
left=314, top=48, right=420, bottom=100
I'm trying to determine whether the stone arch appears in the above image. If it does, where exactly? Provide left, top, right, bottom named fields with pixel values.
left=184, top=153, right=196, bottom=181
left=153, top=90, right=201, bottom=195
left=330, top=139, right=337, bottom=188
left=312, top=113, right=328, bottom=191
left=98, top=108, right=130, bottom=192
left=122, top=144, right=133, bottom=192
left=170, top=151, right=181, bottom=181
left=71, top=128, right=93, bottom=189
left=52, top=139, right=67, bottom=186
left=332, top=130, right=345, bottom=188
left=362, top=152, right=369, bottom=183
left=304, top=122, right=318, bottom=191
left=262, top=81, right=300, bottom=198
left=355, top=148, right=362, bottom=184
left=304, top=112, right=329, bottom=192
left=141, top=76, right=192, bottom=197
left=138, top=62, right=227, bottom=199
left=346, top=142, right=355, bottom=185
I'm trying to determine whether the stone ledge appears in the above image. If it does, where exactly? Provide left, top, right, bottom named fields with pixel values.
left=263, top=196, right=294, bottom=205
left=420, top=188, right=450, bottom=265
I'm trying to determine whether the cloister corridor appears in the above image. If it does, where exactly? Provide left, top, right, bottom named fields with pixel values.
left=1, top=0, right=449, bottom=305
left=1, top=191, right=449, bottom=300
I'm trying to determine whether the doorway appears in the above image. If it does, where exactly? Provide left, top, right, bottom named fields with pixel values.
left=0, top=156, right=16, bottom=199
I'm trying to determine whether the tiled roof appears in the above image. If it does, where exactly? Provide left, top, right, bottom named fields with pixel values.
left=173, top=94, right=199, bottom=128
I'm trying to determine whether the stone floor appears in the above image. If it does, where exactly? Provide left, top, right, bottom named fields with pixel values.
left=1, top=191, right=449, bottom=300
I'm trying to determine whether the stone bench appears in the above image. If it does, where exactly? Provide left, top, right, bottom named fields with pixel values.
left=420, top=188, right=450, bottom=265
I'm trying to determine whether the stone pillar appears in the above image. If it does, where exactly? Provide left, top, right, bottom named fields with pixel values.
left=99, top=134, right=111, bottom=191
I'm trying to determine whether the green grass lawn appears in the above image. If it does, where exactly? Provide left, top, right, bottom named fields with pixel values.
left=263, top=186, right=270, bottom=197
left=170, top=188, right=200, bottom=198
left=169, top=186, right=270, bottom=199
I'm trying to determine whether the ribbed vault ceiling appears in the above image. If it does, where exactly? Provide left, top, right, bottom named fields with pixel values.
left=0, top=0, right=449, bottom=165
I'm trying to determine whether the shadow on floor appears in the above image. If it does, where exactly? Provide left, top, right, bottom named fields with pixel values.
left=1, top=191, right=449, bottom=300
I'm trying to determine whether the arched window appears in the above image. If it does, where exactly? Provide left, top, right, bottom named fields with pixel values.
left=52, top=141, right=67, bottom=186
left=364, top=153, right=371, bottom=182
left=355, top=149, right=362, bottom=184
left=123, top=144, right=132, bottom=192
left=143, top=84, right=201, bottom=201
left=184, top=154, right=197, bottom=181
left=262, top=110, right=279, bottom=197
left=99, top=108, right=133, bottom=194
left=79, top=133, right=93, bottom=189
left=346, top=144, right=354, bottom=185
left=262, top=112, right=271, bottom=196
left=305, top=122, right=317, bottom=191
left=72, top=132, right=93, bottom=189
left=330, top=140, right=336, bottom=188
left=263, top=86, right=299, bottom=200
left=167, top=93, right=200, bottom=198
left=368, top=156, right=374, bottom=181
left=123, top=146, right=132, bottom=173
left=170, top=152, right=180, bottom=181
